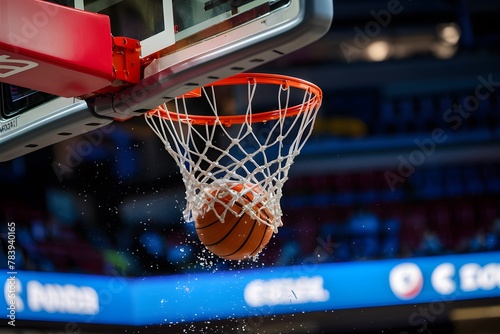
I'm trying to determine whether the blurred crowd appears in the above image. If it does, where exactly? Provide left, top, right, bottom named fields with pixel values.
left=2, top=162, right=499, bottom=277
left=2, top=78, right=500, bottom=277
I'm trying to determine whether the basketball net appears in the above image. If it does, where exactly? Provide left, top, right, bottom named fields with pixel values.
left=144, top=73, right=322, bottom=233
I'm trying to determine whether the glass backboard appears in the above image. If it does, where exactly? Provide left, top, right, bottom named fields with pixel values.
left=0, top=0, right=333, bottom=161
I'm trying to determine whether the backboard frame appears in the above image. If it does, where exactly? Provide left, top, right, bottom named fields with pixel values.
left=0, top=0, right=333, bottom=162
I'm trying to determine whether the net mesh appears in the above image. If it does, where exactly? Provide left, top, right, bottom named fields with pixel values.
left=144, top=74, right=322, bottom=233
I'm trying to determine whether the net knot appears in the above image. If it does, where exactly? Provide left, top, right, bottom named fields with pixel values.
left=281, top=80, right=290, bottom=91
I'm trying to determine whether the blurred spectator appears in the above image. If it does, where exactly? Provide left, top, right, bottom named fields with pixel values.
left=139, top=230, right=165, bottom=256
left=347, top=207, right=380, bottom=259
left=485, top=219, right=500, bottom=251
left=316, top=222, right=350, bottom=262
left=103, top=249, right=137, bottom=276
left=165, top=225, right=197, bottom=269
left=419, top=229, right=444, bottom=255
left=31, top=219, right=47, bottom=242
left=131, top=226, right=177, bottom=275
left=275, top=240, right=302, bottom=266
left=380, top=218, right=401, bottom=258
left=467, top=220, right=500, bottom=253
left=18, top=224, right=34, bottom=246
left=468, top=229, right=487, bottom=252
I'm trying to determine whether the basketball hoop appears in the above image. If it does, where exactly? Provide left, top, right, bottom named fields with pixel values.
left=145, top=73, right=322, bottom=234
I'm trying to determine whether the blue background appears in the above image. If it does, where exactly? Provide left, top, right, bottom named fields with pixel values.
left=4, top=251, right=499, bottom=326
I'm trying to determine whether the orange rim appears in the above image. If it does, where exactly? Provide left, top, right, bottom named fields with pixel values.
left=148, top=73, right=323, bottom=126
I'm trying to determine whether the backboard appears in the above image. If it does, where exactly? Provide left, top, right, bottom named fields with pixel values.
left=0, top=0, right=333, bottom=161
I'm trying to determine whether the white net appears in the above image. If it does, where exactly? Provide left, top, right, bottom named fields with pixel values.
left=144, top=73, right=322, bottom=233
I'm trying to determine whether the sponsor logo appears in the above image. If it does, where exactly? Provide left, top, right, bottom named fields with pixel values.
left=244, top=276, right=330, bottom=307
left=0, top=55, right=38, bottom=78
left=0, top=118, right=18, bottom=134
left=432, top=262, right=500, bottom=294
left=389, top=263, right=424, bottom=300
left=4, top=279, right=99, bottom=315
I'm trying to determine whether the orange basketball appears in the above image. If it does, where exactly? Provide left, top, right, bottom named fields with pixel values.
left=194, top=183, right=274, bottom=260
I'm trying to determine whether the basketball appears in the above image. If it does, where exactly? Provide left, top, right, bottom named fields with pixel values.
left=193, top=183, right=274, bottom=260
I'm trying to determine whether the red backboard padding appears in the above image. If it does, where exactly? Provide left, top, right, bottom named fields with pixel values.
left=0, top=0, right=114, bottom=97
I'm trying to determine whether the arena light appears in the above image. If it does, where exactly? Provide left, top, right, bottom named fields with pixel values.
left=437, top=23, right=461, bottom=45
left=366, top=40, right=391, bottom=62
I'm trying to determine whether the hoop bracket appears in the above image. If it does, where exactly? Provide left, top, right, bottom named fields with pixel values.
left=111, top=37, right=141, bottom=85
